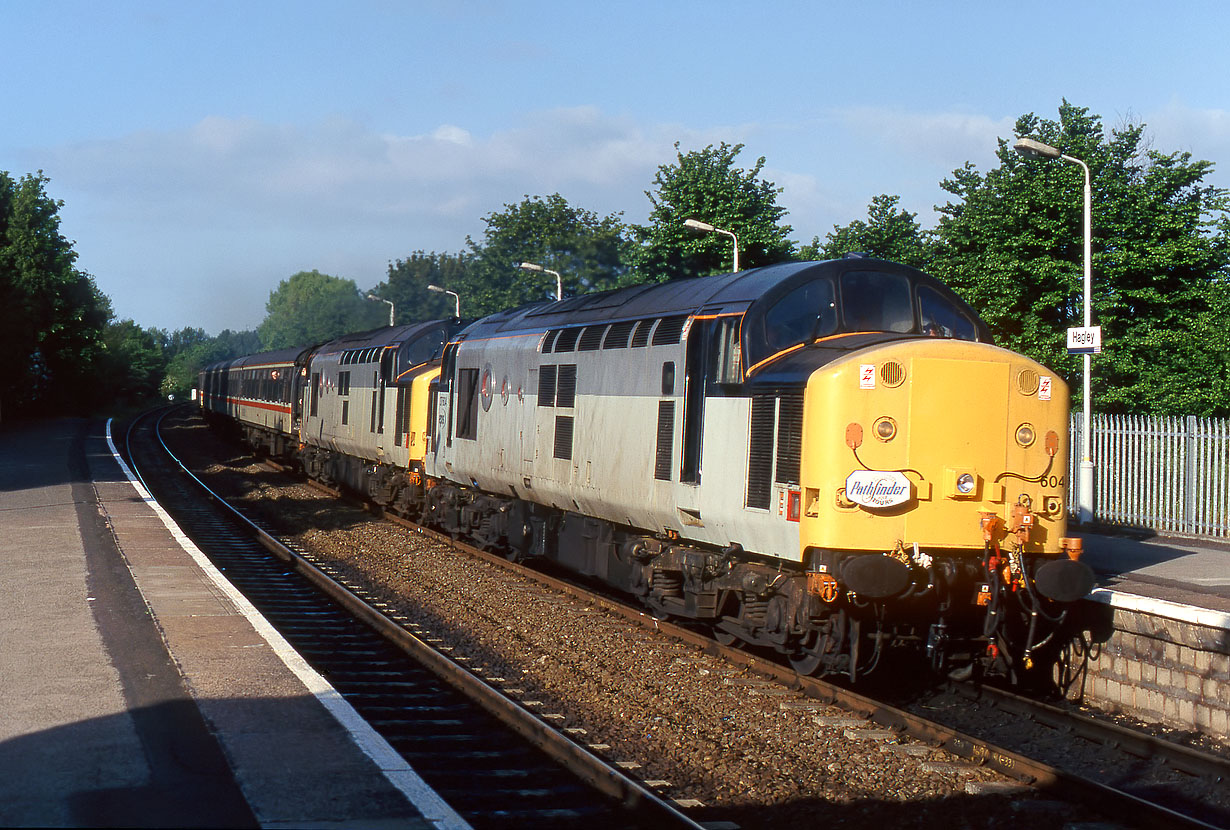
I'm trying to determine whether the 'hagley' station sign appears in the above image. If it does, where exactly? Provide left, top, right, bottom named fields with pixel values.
left=1067, top=326, right=1102, bottom=355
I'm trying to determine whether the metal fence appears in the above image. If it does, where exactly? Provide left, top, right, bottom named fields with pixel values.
left=1068, top=413, right=1230, bottom=537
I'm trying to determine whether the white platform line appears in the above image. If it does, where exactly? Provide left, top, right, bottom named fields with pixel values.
left=105, top=420, right=471, bottom=830
left=1088, top=587, right=1230, bottom=631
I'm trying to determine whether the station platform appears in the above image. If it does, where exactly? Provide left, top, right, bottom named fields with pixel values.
left=1076, top=526, right=1230, bottom=629
left=0, top=418, right=467, bottom=829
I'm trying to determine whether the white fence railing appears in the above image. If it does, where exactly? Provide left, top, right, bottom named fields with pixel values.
left=1069, top=413, right=1230, bottom=537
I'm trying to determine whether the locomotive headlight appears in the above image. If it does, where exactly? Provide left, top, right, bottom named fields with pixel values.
left=1015, top=423, right=1036, bottom=448
left=956, top=473, right=977, bottom=494
left=874, top=416, right=897, bottom=442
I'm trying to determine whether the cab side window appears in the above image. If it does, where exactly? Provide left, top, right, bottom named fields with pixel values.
left=763, top=277, right=837, bottom=352
left=918, top=285, right=978, bottom=341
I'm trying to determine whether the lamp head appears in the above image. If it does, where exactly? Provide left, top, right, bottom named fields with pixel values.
left=1013, top=137, right=1063, bottom=160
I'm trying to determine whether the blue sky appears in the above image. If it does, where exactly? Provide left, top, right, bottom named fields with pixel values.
left=4, top=1, right=1229, bottom=333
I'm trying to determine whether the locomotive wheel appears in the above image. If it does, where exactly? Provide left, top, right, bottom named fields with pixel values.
left=788, top=648, right=824, bottom=676
left=788, top=630, right=826, bottom=675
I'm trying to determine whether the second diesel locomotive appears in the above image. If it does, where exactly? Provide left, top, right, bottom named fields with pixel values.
left=200, top=257, right=1094, bottom=682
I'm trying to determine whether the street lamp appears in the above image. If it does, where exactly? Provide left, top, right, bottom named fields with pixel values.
left=1013, top=136, right=1095, bottom=525
left=365, top=293, right=395, bottom=327
left=427, top=284, right=460, bottom=318
left=683, top=218, right=740, bottom=272
left=518, top=261, right=563, bottom=301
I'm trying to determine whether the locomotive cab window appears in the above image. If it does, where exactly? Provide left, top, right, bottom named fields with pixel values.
left=918, top=285, right=978, bottom=340
left=743, top=276, right=837, bottom=368
left=840, top=271, right=913, bottom=333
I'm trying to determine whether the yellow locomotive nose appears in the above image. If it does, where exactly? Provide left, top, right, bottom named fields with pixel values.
left=799, top=339, right=1069, bottom=557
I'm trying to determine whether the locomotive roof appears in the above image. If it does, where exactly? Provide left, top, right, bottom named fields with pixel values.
left=309, top=319, right=455, bottom=355
left=461, top=258, right=985, bottom=339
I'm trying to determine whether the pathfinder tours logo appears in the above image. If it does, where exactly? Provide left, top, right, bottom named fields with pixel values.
left=844, top=471, right=912, bottom=508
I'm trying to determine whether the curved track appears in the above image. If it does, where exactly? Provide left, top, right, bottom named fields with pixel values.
left=121, top=407, right=704, bottom=830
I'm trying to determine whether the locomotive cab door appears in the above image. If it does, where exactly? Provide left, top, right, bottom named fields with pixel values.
left=681, top=313, right=743, bottom=486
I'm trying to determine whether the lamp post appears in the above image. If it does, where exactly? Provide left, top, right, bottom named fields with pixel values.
left=683, top=218, right=740, bottom=272
left=518, top=261, right=563, bottom=301
left=365, top=293, right=395, bottom=327
left=427, top=284, right=460, bottom=318
left=1013, top=137, right=1095, bottom=525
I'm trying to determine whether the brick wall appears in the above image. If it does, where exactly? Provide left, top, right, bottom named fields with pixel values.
left=1065, top=602, right=1230, bottom=742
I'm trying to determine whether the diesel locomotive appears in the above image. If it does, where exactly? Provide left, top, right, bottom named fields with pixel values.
left=200, top=257, right=1094, bottom=682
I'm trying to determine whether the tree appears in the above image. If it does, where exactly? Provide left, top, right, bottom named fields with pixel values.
left=800, top=194, right=930, bottom=267
left=161, top=328, right=261, bottom=400
left=257, top=270, right=385, bottom=350
left=0, top=170, right=111, bottom=416
left=97, top=320, right=165, bottom=406
left=369, top=251, right=473, bottom=324
left=931, top=101, right=1230, bottom=415
left=633, top=142, right=794, bottom=281
left=461, top=194, right=634, bottom=316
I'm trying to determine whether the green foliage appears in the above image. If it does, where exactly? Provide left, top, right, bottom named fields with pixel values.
left=97, top=320, right=165, bottom=405
left=161, top=329, right=261, bottom=401
left=0, top=170, right=112, bottom=417
left=633, top=142, right=794, bottom=281
left=460, top=194, right=635, bottom=316
left=930, top=101, right=1230, bottom=416
left=258, top=269, right=385, bottom=350
left=800, top=194, right=930, bottom=267
left=369, top=251, right=472, bottom=324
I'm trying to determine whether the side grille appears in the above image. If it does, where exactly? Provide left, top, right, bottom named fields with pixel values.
left=655, top=401, right=675, bottom=481
left=553, top=415, right=574, bottom=460
left=578, top=325, right=606, bottom=351
left=746, top=395, right=775, bottom=509
left=538, top=365, right=557, bottom=407
left=555, top=365, right=577, bottom=408
left=775, top=393, right=803, bottom=485
left=651, top=315, right=688, bottom=346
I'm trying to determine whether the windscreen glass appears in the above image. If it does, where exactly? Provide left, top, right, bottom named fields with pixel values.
left=918, top=285, right=978, bottom=340
left=840, top=271, right=914, bottom=333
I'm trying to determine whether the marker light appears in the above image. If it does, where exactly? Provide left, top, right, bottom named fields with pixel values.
left=874, top=417, right=897, bottom=442
left=1015, top=424, right=1036, bottom=448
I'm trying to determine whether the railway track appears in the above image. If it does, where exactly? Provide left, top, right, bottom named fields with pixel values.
left=389, top=513, right=1230, bottom=830
left=120, top=408, right=706, bottom=830
left=155, top=406, right=1230, bottom=830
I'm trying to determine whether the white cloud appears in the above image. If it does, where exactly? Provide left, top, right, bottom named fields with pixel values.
left=834, top=106, right=1014, bottom=169
left=31, top=109, right=710, bottom=331
left=1145, top=101, right=1230, bottom=181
